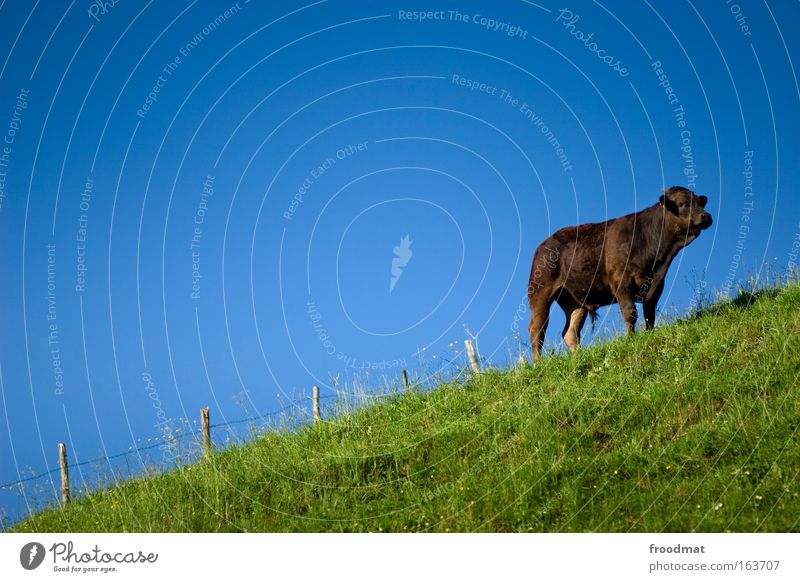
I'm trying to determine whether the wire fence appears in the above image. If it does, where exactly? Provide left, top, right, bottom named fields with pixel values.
left=0, top=393, right=358, bottom=529
left=0, top=369, right=453, bottom=496
left=0, top=392, right=342, bottom=492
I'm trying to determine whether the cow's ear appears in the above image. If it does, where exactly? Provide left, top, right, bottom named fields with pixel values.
left=660, top=194, right=678, bottom=214
left=659, top=187, right=671, bottom=206
left=698, top=195, right=708, bottom=207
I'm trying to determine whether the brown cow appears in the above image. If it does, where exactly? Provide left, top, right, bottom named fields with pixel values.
left=527, top=186, right=712, bottom=362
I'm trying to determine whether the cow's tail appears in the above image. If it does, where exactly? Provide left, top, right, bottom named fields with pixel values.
left=586, top=304, right=598, bottom=329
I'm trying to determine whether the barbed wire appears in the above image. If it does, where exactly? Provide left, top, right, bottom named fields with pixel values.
left=0, top=392, right=342, bottom=491
left=0, top=364, right=447, bottom=498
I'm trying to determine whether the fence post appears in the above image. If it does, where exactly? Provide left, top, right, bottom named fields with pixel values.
left=465, top=340, right=480, bottom=374
left=402, top=369, right=410, bottom=394
left=312, top=386, right=321, bottom=424
left=200, top=407, right=212, bottom=458
left=58, top=442, right=70, bottom=505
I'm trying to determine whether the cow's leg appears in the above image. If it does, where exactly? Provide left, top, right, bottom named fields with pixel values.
left=618, top=294, right=637, bottom=335
left=558, top=297, right=588, bottom=353
left=612, top=279, right=638, bottom=336
left=643, top=280, right=664, bottom=330
left=528, top=291, right=554, bottom=363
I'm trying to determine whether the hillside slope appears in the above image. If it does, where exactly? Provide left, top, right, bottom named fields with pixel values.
left=13, top=285, right=800, bottom=532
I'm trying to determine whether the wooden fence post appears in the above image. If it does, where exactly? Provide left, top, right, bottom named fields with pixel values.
left=312, top=386, right=321, bottom=424
left=465, top=340, right=480, bottom=374
left=402, top=369, right=410, bottom=394
left=58, top=442, right=70, bottom=505
left=200, top=407, right=212, bottom=458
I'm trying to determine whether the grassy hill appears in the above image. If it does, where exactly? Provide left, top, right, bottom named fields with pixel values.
left=12, top=284, right=800, bottom=532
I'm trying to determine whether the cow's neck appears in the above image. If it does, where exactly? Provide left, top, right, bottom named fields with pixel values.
left=638, top=204, right=693, bottom=278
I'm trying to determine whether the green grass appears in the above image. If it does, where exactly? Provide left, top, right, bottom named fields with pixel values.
left=12, top=284, right=800, bottom=532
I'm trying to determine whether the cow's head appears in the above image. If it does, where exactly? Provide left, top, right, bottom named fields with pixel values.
left=659, top=186, right=712, bottom=236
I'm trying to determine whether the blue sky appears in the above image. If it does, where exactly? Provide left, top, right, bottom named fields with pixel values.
left=1, top=0, right=798, bottom=523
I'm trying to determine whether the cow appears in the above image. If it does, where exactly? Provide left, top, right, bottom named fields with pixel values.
left=527, top=186, right=712, bottom=362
